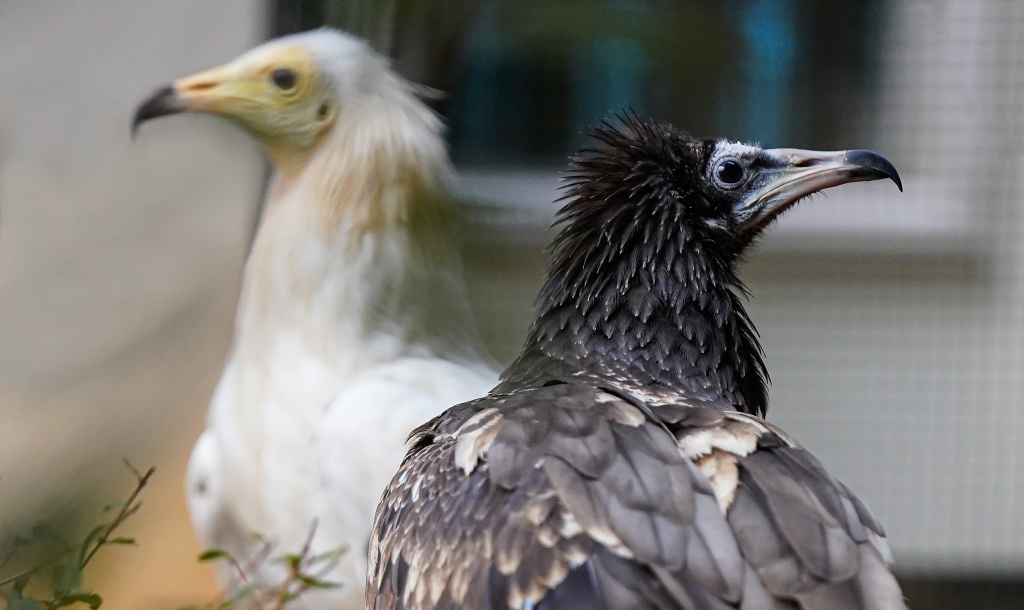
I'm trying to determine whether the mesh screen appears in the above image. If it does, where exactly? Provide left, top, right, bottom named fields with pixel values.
left=279, top=0, right=1024, bottom=605
left=745, top=0, right=1024, bottom=575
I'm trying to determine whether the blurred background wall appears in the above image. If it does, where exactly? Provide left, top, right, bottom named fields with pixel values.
left=0, top=1, right=267, bottom=606
left=2, top=0, right=1023, bottom=608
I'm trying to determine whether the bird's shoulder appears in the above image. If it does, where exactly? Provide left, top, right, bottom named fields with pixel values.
left=371, top=383, right=902, bottom=610
left=314, top=355, right=498, bottom=523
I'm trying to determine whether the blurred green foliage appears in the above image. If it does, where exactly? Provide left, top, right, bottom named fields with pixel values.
left=180, top=525, right=346, bottom=610
left=0, top=463, right=151, bottom=610
left=0, top=462, right=342, bottom=610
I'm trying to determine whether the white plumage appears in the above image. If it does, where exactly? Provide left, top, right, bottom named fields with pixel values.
left=138, top=29, right=498, bottom=609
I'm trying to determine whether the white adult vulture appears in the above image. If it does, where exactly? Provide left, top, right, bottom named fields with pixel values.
left=134, top=29, right=498, bottom=609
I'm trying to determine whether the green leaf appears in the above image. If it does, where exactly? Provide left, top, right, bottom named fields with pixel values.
left=297, top=574, right=341, bottom=589
left=276, top=591, right=298, bottom=604
left=197, top=549, right=230, bottom=563
left=51, top=562, right=82, bottom=596
left=229, top=583, right=259, bottom=603
left=313, top=545, right=349, bottom=563
left=278, top=554, right=302, bottom=571
left=3, top=591, right=44, bottom=610
left=78, top=526, right=107, bottom=562
left=52, top=591, right=103, bottom=609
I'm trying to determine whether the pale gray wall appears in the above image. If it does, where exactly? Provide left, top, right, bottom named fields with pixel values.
left=0, top=0, right=266, bottom=529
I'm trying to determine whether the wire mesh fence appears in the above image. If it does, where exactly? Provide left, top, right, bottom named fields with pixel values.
left=274, top=1, right=1024, bottom=606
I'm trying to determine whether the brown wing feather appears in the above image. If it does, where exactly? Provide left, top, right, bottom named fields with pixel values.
left=368, top=384, right=905, bottom=610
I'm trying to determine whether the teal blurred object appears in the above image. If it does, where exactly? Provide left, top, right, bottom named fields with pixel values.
left=720, top=0, right=803, bottom=144
left=276, top=0, right=880, bottom=163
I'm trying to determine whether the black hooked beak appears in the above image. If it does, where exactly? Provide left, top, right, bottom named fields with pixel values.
left=131, top=85, right=186, bottom=137
left=735, top=148, right=902, bottom=234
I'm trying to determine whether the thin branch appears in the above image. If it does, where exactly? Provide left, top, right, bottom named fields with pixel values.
left=196, top=519, right=346, bottom=610
left=0, top=561, right=45, bottom=589
left=197, top=539, right=275, bottom=610
left=0, top=460, right=154, bottom=600
left=78, top=462, right=154, bottom=568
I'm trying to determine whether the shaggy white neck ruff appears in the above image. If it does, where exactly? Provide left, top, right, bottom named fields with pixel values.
left=231, top=73, right=483, bottom=384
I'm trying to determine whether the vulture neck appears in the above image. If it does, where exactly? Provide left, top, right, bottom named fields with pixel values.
left=232, top=92, right=484, bottom=375
left=502, top=208, right=768, bottom=416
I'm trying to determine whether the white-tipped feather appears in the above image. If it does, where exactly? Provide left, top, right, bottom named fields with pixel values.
left=185, top=30, right=498, bottom=610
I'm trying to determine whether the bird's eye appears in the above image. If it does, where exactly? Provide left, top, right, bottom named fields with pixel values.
left=714, top=159, right=745, bottom=187
left=271, top=68, right=297, bottom=90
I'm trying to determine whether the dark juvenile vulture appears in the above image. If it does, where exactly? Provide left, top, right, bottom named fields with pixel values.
left=368, top=116, right=905, bottom=609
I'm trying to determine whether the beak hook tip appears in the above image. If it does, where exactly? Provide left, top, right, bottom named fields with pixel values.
left=131, top=84, right=181, bottom=137
left=844, top=149, right=903, bottom=192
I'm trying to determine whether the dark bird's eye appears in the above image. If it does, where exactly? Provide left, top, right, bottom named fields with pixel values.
left=271, top=68, right=297, bottom=90
left=714, top=159, right=745, bottom=186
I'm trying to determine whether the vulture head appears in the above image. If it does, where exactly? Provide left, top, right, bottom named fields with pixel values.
left=132, top=30, right=417, bottom=180
left=558, top=116, right=903, bottom=268
left=132, top=29, right=449, bottom=237
left=516, top=116, right=902, bottom=414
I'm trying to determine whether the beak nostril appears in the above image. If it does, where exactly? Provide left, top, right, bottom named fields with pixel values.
left=185, top=81, right=217, bottom=92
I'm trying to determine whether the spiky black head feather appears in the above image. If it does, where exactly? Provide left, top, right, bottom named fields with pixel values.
left=498, top=114, right=901, bottom=417
left=500, top=116, right=769, bottom=415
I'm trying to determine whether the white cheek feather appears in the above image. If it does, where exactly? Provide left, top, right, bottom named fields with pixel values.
left=712, top=140, right=762, bottom=160
left=707, top=140, right=763, bottom=185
